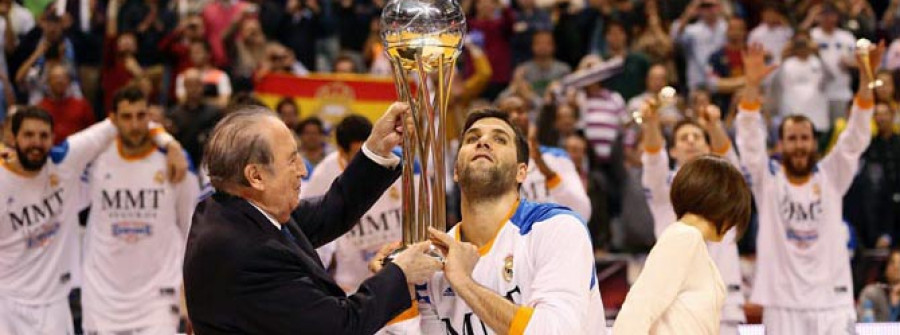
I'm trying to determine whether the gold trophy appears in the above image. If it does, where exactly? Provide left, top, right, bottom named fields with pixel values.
left=632, top=86, right=677, bottom=125
left=856, top=39, right=883, bottom=89
left=381, top=0, right=466, bottom=251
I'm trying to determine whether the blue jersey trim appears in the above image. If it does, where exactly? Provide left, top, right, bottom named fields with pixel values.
left=49, top=141, right=70, bottom=164
left=538, top=145, right=570, bottom=159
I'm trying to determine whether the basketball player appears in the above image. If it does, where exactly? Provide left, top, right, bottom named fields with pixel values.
left=0, top=107, right=184, bottom=334
left=375, top=109, right=605, bottom=334
left=497, top=96, right=592, bottom=220
left=640, top=101, right=746, bottom=334
left=304, top=115, right=405, bottom=292
left=81, top=87, right=200, bottom=334
left=737, top=43, right=879, bottom=334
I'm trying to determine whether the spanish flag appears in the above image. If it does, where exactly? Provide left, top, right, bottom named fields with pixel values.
left=254, top=73, right=403, bottom=125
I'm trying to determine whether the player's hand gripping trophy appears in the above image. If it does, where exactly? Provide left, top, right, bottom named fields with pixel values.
left=381, top=0, right=466, bottom=262
left=856, top=38, right=884, bottom=89
left=632, top=86, right=677, bottom=125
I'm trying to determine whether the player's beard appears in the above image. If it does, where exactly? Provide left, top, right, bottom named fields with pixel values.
left=121, top=132, right=150, bottom=149
left=457, top=158, right=518, bottom=200
left=783, top=148, right=818, bottom=177
left=15, top=145, right=48, bottom=171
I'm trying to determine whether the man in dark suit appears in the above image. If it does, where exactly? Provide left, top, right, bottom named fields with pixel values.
left=183, top=103, right=441, bottom=334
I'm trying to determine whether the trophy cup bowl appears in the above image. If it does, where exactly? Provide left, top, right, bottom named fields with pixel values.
left=856, top=38, right=883, bottom=89
left=381, top=0, right=465, bottom=263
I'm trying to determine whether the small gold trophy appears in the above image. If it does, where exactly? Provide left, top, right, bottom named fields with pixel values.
left=633, top=86, right=677, bottom=125
left=856, top=38, right=883, bottom=89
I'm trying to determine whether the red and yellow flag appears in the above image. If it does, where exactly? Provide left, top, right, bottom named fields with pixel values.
left=254, top=73, right=403, bottom=125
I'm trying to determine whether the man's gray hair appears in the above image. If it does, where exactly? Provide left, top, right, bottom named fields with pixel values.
left=203, top=105, right=278, bottom=190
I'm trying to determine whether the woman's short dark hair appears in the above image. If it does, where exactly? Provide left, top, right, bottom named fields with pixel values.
left=670, top=154, right=751, bottom=238
left=460, top=109, right=529, bottom=165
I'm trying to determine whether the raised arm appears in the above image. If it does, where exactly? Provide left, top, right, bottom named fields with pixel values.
left=819, top=40, right=882, bottom=194
left=735, top=44, right=778, bottom=192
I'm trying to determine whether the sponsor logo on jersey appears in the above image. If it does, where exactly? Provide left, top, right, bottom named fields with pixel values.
left=502, top=255, right=514, bottom=282
left=9, top=188, right=65, bottom=232
left=112, top=222, right=153, bottom=243
left=25, top=221, right=61, bottom=248
left=49, top=173, right=59, bottom=187
left=442, top=286, right=455, bottom=297
left=389, top=186, right=399, bottom=200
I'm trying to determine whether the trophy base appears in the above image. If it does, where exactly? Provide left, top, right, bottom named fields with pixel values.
left=383, top=244, right=444, bottom=266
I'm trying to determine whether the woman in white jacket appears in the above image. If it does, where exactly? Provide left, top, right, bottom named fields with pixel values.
left=613, top=154, right=751, bottom=334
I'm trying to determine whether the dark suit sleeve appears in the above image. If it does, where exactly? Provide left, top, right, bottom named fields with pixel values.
left=292, top=151, right=401, bottom=248
left=236, top=244, right=412, bottom=335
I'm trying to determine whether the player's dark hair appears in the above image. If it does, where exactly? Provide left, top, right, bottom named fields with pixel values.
left=335, top=115, right=372, bottom=153
left=11, top=106, right=53, bottom=135
left=460, top=109, right=529, bottom=165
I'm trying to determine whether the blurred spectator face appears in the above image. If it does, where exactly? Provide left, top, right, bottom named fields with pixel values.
left=278, top=102, right=300, bottom=130
left=299, top=122, right=325, bottom=150
left=41, top=17, right=64, bottom=43
left=498, top=96, right=530, bottom=133
left=47, top=65, right=70, bottom=99
left=792, top=35, right=813, bottom=59
left=726, top=18, right=746, bottom=45
left=819, top=10, right=840, bottom=30
left=697, top=0, right=720, bottom=22
left=874, top=104, right=894, bottom=135
left=531, top=32, right=555, bottom=60
left=183, top=69, right=205, bottom=101
left=876, top=72, right=895, bottom=102
left=780, top=118, right=817, bottom=176
left=646, top=65, right=667, bottom=93
left=670, top=123, right=710, bottom=163
left=185, top=15, right=206, bottom=40
left=266, top=44, right=292, bottom=72
left=112, top=99, right=151, bottom=149
left=564, top=134, right=586, bottom=169
left=604, top=24, right=627, bottom=52
left=189, top=42, right=211, bottom=67
left=886, top=251, right=900, bottom=285
left=761, top=7, right=785, bottom=26
left=241, top=19, right=266, bottom=46
left=687, top=90, right=711, bottom=118
left=147, top=105, right=165, bottom=124
left=334, top=59, right=356, bottom=74
left=135, top=76, right=154, bottom=98
left=13, top=118, right=53, bottom=171
left=554, top=104, right=577, bottom=137
left=118, top=33, right=138, bottom=54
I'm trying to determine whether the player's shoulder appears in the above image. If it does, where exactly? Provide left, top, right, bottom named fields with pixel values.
left=538, top=145, right=571, bottom=161
left=509, top=199, right=585, bottom=236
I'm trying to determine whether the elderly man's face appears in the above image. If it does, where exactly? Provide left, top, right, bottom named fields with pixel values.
left=257, top=118, right=307, bottom=221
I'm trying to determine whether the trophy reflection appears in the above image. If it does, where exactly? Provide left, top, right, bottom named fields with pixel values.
left=381, top=0, right=466, bottom=255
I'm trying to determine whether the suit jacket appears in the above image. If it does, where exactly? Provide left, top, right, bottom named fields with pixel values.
left=184, top=152, right=409, bottom=334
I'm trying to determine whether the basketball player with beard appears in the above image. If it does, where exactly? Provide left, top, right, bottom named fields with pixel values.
left=375, top=110, right=606, bottom=334
left=737, top=43, right=881, bottom=334
left=0, top=106, right=185, bottom=334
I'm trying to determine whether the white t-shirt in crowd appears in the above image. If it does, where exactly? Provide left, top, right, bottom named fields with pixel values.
left=520, top=146, right=591, bottom=220
left=775, top=56, right=830, bottom=131
left=747, top=24, right=794, bottom=64
left=810, top=27, right=856, bottom=102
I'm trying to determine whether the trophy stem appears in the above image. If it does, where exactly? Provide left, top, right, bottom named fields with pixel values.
left=389, top=56, right=418, bottom=246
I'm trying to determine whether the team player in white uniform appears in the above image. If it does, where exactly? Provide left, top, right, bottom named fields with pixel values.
left=81, top=87, right=200, bottom=335
left=376, top=109, right=605, bottom=335
left=0, top=107, right=185, bottom=335
left=305, top=115, right=404, bottom=292
left=737, top=43, right=879, bottom=334
left=640, top=99, right=746, bottom=334
left=497, top=96, right=592, bottom=220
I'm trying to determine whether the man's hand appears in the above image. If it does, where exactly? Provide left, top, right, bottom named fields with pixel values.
left=165, top=142, right=188, bottom=183
left=741, top=43, right=777, bottom=104
left=369, top=241, right=402, bottom=274
left=364, top=102, right=409, bottom=158
left=697, top=104, right=722, bottom=131
left=391, top=241, right=443, bottom=285
left=428, top=227, right=479, bottom=288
